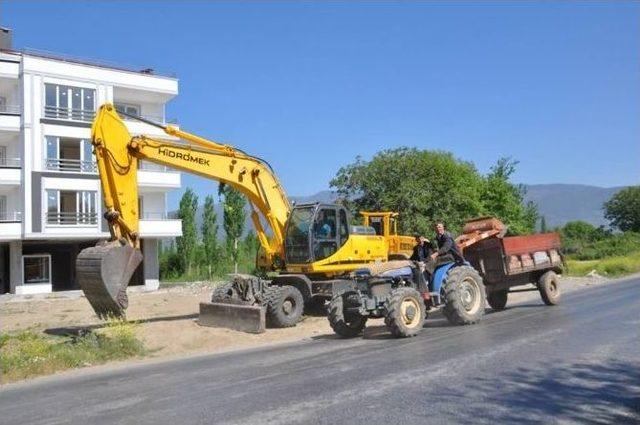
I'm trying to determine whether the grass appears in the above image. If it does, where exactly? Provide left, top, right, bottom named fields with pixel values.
left=0, top=320, right=146, bottom=384
left=566, top=250, right=640, bottom=278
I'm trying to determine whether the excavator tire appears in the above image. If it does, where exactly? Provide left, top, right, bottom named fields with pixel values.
left=264, top=285, right=304, bottom=328
left=76, top=241, right=143, bottom=319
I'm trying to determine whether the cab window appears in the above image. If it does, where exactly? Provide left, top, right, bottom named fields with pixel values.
left=313, top=208, right=337, bottom=261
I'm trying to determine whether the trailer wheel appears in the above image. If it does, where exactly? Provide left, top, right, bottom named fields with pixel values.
left=265, top=285, right=304, bottom=328
left=442, top=266, right=486, bottom=325
left=538, top=271, right=561, bottom=306
left=384, top=287, right=426, bottom=337
left=328, top=292, right=367, bottom=337
left=487, top=289, right=508, bottom=311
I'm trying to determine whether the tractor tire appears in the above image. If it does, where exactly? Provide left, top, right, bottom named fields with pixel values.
left=442, top=265, right=486, bottom=325
left=538, top=271, right=561, bottom=306
left=328, top=292, right=367, bottom=338
left=487, top=289, right=508, bottom=311
left=384, top=287, right=426, bottom=338
left=210, top=282, right=236, bottom=302
left=264, top=285, right=305, bottom=328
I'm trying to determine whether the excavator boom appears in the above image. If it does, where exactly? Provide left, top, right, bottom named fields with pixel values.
left=77, top=104, right=291, bottom=317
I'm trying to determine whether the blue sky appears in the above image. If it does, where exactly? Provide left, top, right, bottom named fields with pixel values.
left=3, top=1, right=639, bottom=209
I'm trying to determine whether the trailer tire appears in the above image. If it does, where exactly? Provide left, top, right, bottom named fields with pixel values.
left=328, top=292, right=367, bottom=338
left=538, top=271, right=561, bottom=306
left=487, top=289, right=508, bottom=311
left=265, top=285, right=304, bottom=328
left=384, top=287, right=426, bottom=338
left=442, top=266, right=486, bottom=325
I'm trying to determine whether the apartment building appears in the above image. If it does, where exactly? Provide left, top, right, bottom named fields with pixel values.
left=0, top=29, right=182, bottom=294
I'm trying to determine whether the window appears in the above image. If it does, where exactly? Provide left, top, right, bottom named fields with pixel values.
left=338, top=209, right=349, bottom=247
left=44, top=136, right=95, bottom=172
left=44, top=83, right=95, bottom=121
left=313, top=208, right=338, bottom=261
left=115, top=103, right=141, bottom=117
left=0, top=145, right=5, bottom=167
left=23, top=255, right=51, bottom=285
left=45, top=190, right=98, bottom=225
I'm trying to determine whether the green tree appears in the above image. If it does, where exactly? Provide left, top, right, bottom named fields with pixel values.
left=201, top=195, right=221, bottom=278
left=480, top=157, right=538, bottom=235
left=330, top=147, right=485, bottom=235
left=176, top=187, right=198, bottom=276
left=540, top=216, right=547, bottom=233
left=604, top=186, right=640, bottom=232
left=218, top=183, right=247, bottom=271
left=560, top=220, right=608, bottom=254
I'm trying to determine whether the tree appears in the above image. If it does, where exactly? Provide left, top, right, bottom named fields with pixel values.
left=480, top=157, right=538, bottom=235
left=540, top=216, right=547, bottom=233
left=218, top=183, right=247, bottom=271
left=201, top=194, right=221, bottom=278
left=331, top=147, right=485, bottom=235
left=176, top=188, right=198, bottom=276
left=604, top=186, right=640, bottom=232
left=560, top=220, right=609, bottom=254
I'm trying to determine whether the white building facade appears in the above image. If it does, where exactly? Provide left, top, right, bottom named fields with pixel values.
left=0, top=43, right=182, bottom=294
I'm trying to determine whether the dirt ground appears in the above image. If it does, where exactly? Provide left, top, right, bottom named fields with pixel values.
left=0, top=275, right=613, bottom=359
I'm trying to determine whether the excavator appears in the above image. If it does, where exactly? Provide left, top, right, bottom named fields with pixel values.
left=76, top=104, right=415, bottom=328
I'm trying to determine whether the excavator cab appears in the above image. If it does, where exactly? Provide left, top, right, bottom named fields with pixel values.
left=284, top=203, right=350, bottom=265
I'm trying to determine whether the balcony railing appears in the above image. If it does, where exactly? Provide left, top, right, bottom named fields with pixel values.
left=0, top=157, right=21, bottom=168
left=0, top=104, right=20, bottom=115
left=46, top=212, right=98, bottom=225
left=45, top=158, right=97, bottom=173
left=44, top=105, right=96, bottom=122
left=0, top=211, right=22, bottom=222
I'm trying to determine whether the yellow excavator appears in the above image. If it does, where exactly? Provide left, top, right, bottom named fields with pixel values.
left=76, top=104, right=415, bottom=327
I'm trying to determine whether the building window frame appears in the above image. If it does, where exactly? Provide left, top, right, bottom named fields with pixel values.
left=44, top=83, right=96, bottom=122
left=114, top=102, right=141, bottom=118
left=44, top=136, right=96, bottom=173
left=22, top=254, right=52, bottom=285
left=45, top=189, right=99, bottom=226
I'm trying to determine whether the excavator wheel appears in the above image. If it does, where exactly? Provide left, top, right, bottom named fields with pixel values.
left=76, top=240, right=143, bottom=319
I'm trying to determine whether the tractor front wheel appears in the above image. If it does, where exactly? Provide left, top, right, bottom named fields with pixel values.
left=384, top=287, right=426, bottom=338
left=487, top=289, right=508, bottom=311
left=328, top=292, right=367, bottom=337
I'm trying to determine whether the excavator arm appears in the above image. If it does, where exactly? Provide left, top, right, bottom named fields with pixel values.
left=77, top=104, right=291, bottom=317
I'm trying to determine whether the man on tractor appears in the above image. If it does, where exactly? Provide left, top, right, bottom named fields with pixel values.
left=431, top=222, right=465, bottom=265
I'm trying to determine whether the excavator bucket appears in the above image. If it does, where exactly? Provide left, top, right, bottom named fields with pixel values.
left=76, top=241, right=143, bottom=319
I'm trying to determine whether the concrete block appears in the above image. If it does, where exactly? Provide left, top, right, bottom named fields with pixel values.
left=199, top=302, right=266, bottom=334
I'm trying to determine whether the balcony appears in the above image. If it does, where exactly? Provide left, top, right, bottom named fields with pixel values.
left=43, top=105, right=95, bottom=123
left=45, top=158, right=96, bottom=173
left=0, top=158, right=21, bottom=185
left=46, top=211, right=98, bottom=226
left=0, top=104, right=20, bottom=131
left=0, top=211, right=21, bottom=240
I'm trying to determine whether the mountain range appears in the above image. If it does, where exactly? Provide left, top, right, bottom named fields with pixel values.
left=176, top=184, right=627, bottom=238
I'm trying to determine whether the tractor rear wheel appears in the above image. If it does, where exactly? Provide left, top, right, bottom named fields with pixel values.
left=538, top=271, right=561, bottom=305
left=328, top=292, right=367, bottom=337
left=384, top=287, right=426, bottom=338
left=265, top=285, right=304, bottom=328
left=487, top=289, right=508, bottom=311
left=442, top=266, right=486, bottom=325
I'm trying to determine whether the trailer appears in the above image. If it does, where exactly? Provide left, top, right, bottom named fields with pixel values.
left=459, top=217, right=564, bottom=311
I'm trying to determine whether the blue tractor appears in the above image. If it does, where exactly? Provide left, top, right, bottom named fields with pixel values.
left=328, top=259, right=486, bottom=338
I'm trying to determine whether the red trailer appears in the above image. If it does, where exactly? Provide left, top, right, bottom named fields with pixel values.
left=457, top=217, right=564, bottom=311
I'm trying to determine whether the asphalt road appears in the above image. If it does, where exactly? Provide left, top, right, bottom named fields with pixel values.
left=2, top=277, right=639, bottom=425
